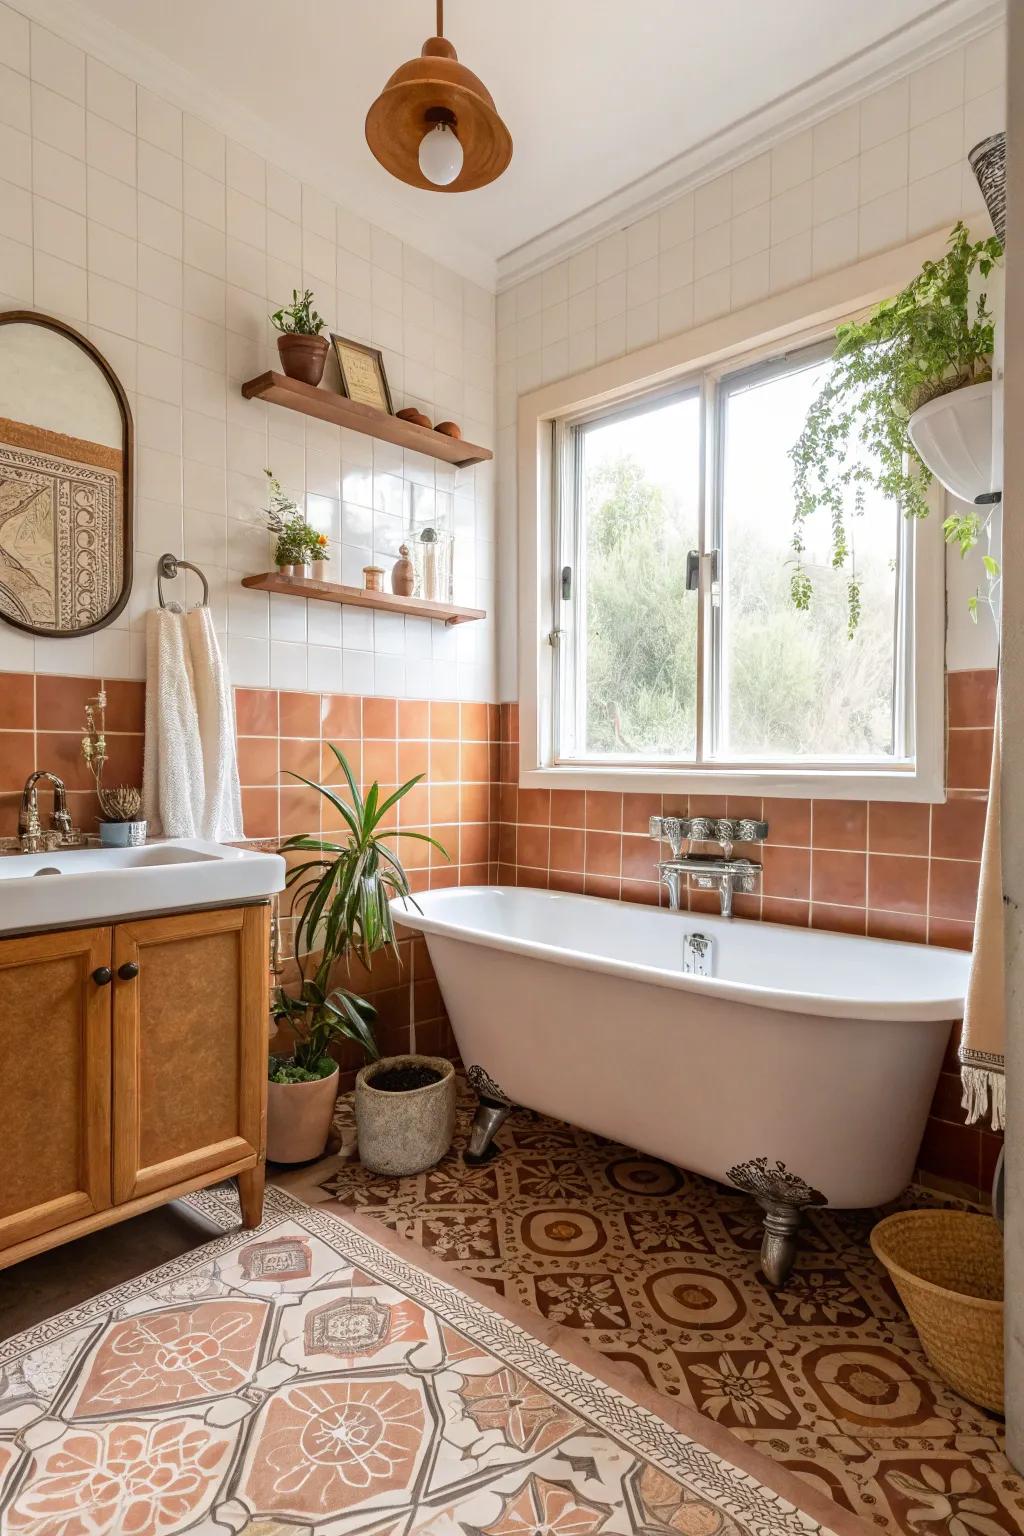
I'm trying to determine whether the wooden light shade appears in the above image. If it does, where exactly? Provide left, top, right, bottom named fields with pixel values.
left=365, top=1, right=512, bottom=193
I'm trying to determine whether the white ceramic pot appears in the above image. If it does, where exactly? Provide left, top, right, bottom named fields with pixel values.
left=99, top=819, right=147, bottom=846
left=266, top=1063, right=340, bottom=1164
left=907, top=379, right=994, bottom=503
left=355, top=1054, right=456, bottom=1176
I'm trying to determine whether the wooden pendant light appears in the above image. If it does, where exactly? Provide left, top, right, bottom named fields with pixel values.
left=365, top=0, right=512, bottom=192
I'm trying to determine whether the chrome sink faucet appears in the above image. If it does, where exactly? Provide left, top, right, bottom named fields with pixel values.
left=17, top=772, right=82, bottom=853
left=650, top=815, right=766, bottom=918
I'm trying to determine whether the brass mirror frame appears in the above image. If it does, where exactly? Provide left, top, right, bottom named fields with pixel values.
left=0, top=309, right=134, bottom=638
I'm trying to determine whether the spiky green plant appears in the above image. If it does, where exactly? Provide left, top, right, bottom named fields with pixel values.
left=271, top=747, right=445, bottom=1079
left=270, top=287, right=325, bottom=336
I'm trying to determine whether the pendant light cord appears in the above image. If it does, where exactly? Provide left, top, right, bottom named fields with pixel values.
left=436, top=0, right=443, bottom=37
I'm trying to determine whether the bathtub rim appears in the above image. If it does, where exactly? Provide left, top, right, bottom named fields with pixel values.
left=392, top=885, right=968, bottom=1023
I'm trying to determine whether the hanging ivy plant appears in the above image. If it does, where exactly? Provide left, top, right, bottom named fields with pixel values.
left=789, top=221, right=1002, bottom=632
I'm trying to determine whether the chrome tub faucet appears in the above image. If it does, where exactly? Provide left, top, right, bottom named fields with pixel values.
left=650, top=815, right=766, bottom=918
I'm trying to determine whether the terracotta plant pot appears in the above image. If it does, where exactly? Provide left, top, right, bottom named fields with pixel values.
left=277, top=333, right=329, bottom=386
left=355, top=1054, right=456, bottom=1175
left=266, top=1062, right=340, bottom=1164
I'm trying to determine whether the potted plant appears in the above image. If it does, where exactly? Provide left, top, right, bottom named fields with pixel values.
left=268, top=747, right=449, bottom=1165
left=82, top=692, right=147, bottom=846
left=264, top=469, right=329, bottom=577
left=270, top=288, right=328, bottom=386
left=790, top=221, right=1003, bottom=631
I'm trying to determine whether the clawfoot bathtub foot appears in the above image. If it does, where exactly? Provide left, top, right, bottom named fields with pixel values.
left=464, top=1065, right=514, bottom=1165
left=726, top=1156, right=827, bottom=1287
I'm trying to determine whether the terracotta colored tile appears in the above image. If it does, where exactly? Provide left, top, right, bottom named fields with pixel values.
left=430, top=701, right=459, bottom=739
left=550, top=789, right=585, bottom=827
left=811, top=799, right=867, bottom=850
left=37, top=674, right=103, bottom=732
left=810, top=902, right=867, bottom=936
left=517, top=824, right=550, bottom=869
left=0, top=673, right=33, bottom=730
left=585, top=830, right=621, bottom=876
left=548, top=826, right=583, bottom=872
left=364, top=739, right=397, bottom=785
left=584, top=872, right=619, bottom=900
left=621, top=834, right=657, bottom=880
left=460, top=740, right=490, bottom=782
left=0, top=730, right=35, bottom=790
left=763, top=798, right=811, bottom=846
left=868, top=910, right=928, bottom=944
left=585, top=791, right=622, bottom=832
left=430, top=825, right=458, bottom=867
left=398, top=740, right=430, bottom=782
left=429, top=740, right=459, bottom=782
left=99, top=679, right=144, bottom=733
left=868, top=853, right=929, bottom=915
left=322, top=693, right=361, bottom=738
left=241, top=787, right=278, bottom=838
left=929, top=858, right=979, bottom=923
left=928, top=916, right=974, bottom=951
left=517, top=788, right=550, bottom=825
left=400, top=824, right=431, bottom=870
left=280, top=785, right=321, bottom=836
left=917, top=1117, right=981, bottom=1193
left=363, top=697, right=396, bottom=739
left=237, top=736, right=278, bottom=787
left=498, top=823, right=516, bottom=864
left=947, top=667, right=997, bottom=728
left=431, top=783, right=460, bottom=823
left=0, top=790, right=18, bottom=836
left=35, top=730, right=129, bottom=792
left=762, top=845, right=810, bottom=901
left=279, top=738, right=322, bottom=782
left=518, top=864, right=549, bottom=890
left=947, top=727, right=993, bottom=791
left=928, top=1070, right=967, bottom=1124
left=398, top=782, right=430, bottom=826
left=235, top=687, right=278, bottom=735
left=731, top=891, right=761, bottom=921
left=868, top=801, right=930, bottom=855
left=931, top=798, right=986, bottom=861
left=621, top=878, right=661, bottom=906
left=762, top=897, right=809, bottom=928
left=811, top=849, right=865, bottom=906
left=321, top=739, right=361, bottom=785
left=66, top=788, right=101, bottom=835
left=687, top=795, right=720, bottom=818
left=279, top=690, right=321, bottom=737
left=726, top=795, right=763, bottom=819
left=623, top=792, right=661, bottom=835
left=398, top=698, right=429, bottom=738
left=461, top=822, right=490, bottom=863
left=460, top=782, right=489, bottom=822
left=460, top=701, right=489, bottom=741
left=662, top=794, right=688, bottom=817
left=549, top=869, right=585, bottom=894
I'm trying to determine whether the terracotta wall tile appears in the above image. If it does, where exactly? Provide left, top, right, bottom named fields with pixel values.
left=0, top=730, right=36, bottom=790
left=623, top=793, right=661, bottom=835
left=947, top=668, right=997, bottom=728
left=762, top=798, right=811, bottom=846
left=236, top=687, right=278, bottom=735
left=812, top=799, right=867, bottom=850
left=868, top=801, right=929, bottom=856
left=35, top=675, right=96, bottom=731
left=762, top=844, right=810, bottom=901
left=550, top=826, right=585, bottom=871
left=947, top=728, right=994, bottom=790
left=363, top=698, right=397, bottom=739
left=398, top=699, right=429, bottom=738
left=811, top=849, right=866, bottom=907
left=929, top=859, right=980, bottom=923
left=0, top=673, right=33, bottom=731
left=103, top=679, right=145, bottom=733
left=586, top=790, right=622, bottom=832
left=237, top=736, right=279, bottom=787
left=931, top=798, right=986, bottom=861
left=322, top=693, right=361, bottom=738
left=586, top=830, right=621, bottom=877
left=430, top=701, right=459, bottom=739
left=279, top=690, right=321, bottom=737
left=867, top=853, right=929, bottom=915
left=550, top=789, right=585, bottom=827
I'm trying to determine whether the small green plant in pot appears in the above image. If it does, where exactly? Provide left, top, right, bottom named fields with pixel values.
left=270, top=287, right=328, bottom=386
left=790, top=221, right=1003, bottom=632
left=264, top=470, right=329, bottom=576
left=266, top=747, right=446, bottom=1164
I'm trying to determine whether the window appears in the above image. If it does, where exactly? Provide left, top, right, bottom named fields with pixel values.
left=549, top=335, right=931, bottom=785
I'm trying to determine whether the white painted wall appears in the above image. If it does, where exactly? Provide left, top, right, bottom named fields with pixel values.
left=494, top=26, right=1007, bottom=699
left=0, top=1, right=496, bottom=699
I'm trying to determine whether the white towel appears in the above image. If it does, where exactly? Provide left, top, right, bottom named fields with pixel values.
left=187, top=605, right=244, bottom=841
left=143, top=606, right=244, bottom=841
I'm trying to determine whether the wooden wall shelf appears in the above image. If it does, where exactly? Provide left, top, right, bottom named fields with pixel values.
left=240, top=372, right=493, bottom=469
left=241, top=571, right=485, bottom=627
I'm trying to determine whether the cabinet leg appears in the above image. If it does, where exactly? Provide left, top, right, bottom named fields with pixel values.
left=237, top=1164, right=266, bottom=1229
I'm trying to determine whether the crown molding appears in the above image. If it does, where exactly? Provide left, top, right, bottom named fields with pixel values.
left=15, top=0, right=499, bottom=291
left=496, top=0, right=1006, bottom=290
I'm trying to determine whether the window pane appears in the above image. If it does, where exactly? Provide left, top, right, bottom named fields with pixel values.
left=574, top=394, right=700, bottom=759
left=718, top=355, right=899, bottom=759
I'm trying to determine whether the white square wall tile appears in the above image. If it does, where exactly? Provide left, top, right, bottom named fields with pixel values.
left=0, top=4, right=30, bottom=75
left=860, top=78, right=909, bottom=151
left=909, top=106, right=964, bottom=182
left=812, top=210, right=858, bottom=276
left=541, top=261, right=568, bottom=307
left=626, top=214, right=658, bottom=266
left=595, top=230, right=627, bottom=281
left=87, top=58, right=136, bottom=132
left=659, top=193, right=694, bottom=250
left=36, top=197, right=86, bottom=266
left=35, top=250, right=87, bottom=320
left=966, top=27, right=1005, bottom=100
left=137, top=89, right=181, bottom=154
left=226, top=140, right=265, bottom=201
left=812, top=106, right=859, bottom=173
left=87, top=113, right=137, bottom=186
left=771, top=179, right=812, bottom=242
left=0, top=61, right=30, bottom=135
left=568, top=245, right=596, bottom=294
left=910, top=50, right=964, bottom=126
left=694, top=173, right=731, bottom=232
left=30, top=26, right=85, bottom=104
left=183, top=114, right=225, bottom=178
left=732, top=152, right=770, bottom=213
left=860, top=135, right=908, bottom=204
left=859, top=188, right=908, bottom=258
left=31, top=82, right=84, bottom=159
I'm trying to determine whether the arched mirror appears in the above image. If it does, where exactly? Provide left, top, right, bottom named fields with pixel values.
left=0, top=311, right=133, bottom=636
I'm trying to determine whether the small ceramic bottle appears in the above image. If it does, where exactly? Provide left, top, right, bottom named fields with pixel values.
left=391, top=543, right=415, bottom=597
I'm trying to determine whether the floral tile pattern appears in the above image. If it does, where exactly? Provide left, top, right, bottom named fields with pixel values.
left=320, top=1080, right=1023, bottom=1536
left=0, top=1188, right=856, bottom=1536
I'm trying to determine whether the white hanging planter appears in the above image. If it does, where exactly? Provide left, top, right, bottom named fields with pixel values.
left=907, top=379, right=994, bottom=504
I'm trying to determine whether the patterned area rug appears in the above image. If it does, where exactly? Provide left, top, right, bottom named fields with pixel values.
left=318, top=1081, right=1023, bottom=1536
left=0, top=1187, right=865, bottom=1536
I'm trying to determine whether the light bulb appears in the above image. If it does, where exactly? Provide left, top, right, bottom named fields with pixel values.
left=418, top=121, right=463, bottom=186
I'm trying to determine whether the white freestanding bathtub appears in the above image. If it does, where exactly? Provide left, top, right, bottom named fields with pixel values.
left=393, top=886, right=970, bottom=1279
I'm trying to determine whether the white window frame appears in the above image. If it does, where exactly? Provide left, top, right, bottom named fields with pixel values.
left=517, top=234, right=949, bottom=802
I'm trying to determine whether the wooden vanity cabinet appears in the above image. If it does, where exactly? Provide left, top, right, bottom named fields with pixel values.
left=0, top=902, right=269, bottom=1270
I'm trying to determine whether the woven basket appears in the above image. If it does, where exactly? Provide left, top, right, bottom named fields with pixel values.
left=870, top=1210, right=1003, bottom=1414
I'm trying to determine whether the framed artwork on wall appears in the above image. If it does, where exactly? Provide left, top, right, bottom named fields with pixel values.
left=330, top=334, right=393, bottom=414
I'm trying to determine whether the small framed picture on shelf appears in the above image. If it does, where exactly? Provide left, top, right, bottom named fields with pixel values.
left=330, top=334, right=393, bottom=414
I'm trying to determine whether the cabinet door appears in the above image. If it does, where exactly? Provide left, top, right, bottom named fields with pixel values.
left=112, top=905, right=268, bottom=1204
left=0, top=927, right=112, bottom=1253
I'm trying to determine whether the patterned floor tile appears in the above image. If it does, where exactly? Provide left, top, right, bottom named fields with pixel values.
left=319, top=1077, right=1022, bottom=1536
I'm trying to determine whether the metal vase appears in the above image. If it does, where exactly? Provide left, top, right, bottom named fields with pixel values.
left=99, top=819, right=148, bottom=847
left=968, top=133, right=1006, bottom=245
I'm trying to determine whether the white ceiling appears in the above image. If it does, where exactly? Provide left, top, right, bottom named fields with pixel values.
left=45, top=0, right=999, bottom=284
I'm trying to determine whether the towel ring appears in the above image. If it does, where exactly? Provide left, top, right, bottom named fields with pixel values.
left=157, top=553, right=209, bottom=609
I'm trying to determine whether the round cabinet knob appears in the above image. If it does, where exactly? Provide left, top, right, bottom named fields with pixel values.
left=118, top=962, right=140, bottom=981
left=92, top=966, right=113, bottom=986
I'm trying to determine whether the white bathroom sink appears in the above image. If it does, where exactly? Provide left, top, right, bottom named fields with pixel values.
left=0, top=838, right=286, bottom=936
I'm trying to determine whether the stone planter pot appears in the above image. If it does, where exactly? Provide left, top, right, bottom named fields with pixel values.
left=267, top=1062, right=340, bottom=1164
left=277, top=332, right=328, bottom=386
left=355, top=1054, right=456, bottom=1176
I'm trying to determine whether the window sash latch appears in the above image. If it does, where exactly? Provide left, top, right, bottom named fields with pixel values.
left=686, top=549, right=720, bottom=591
